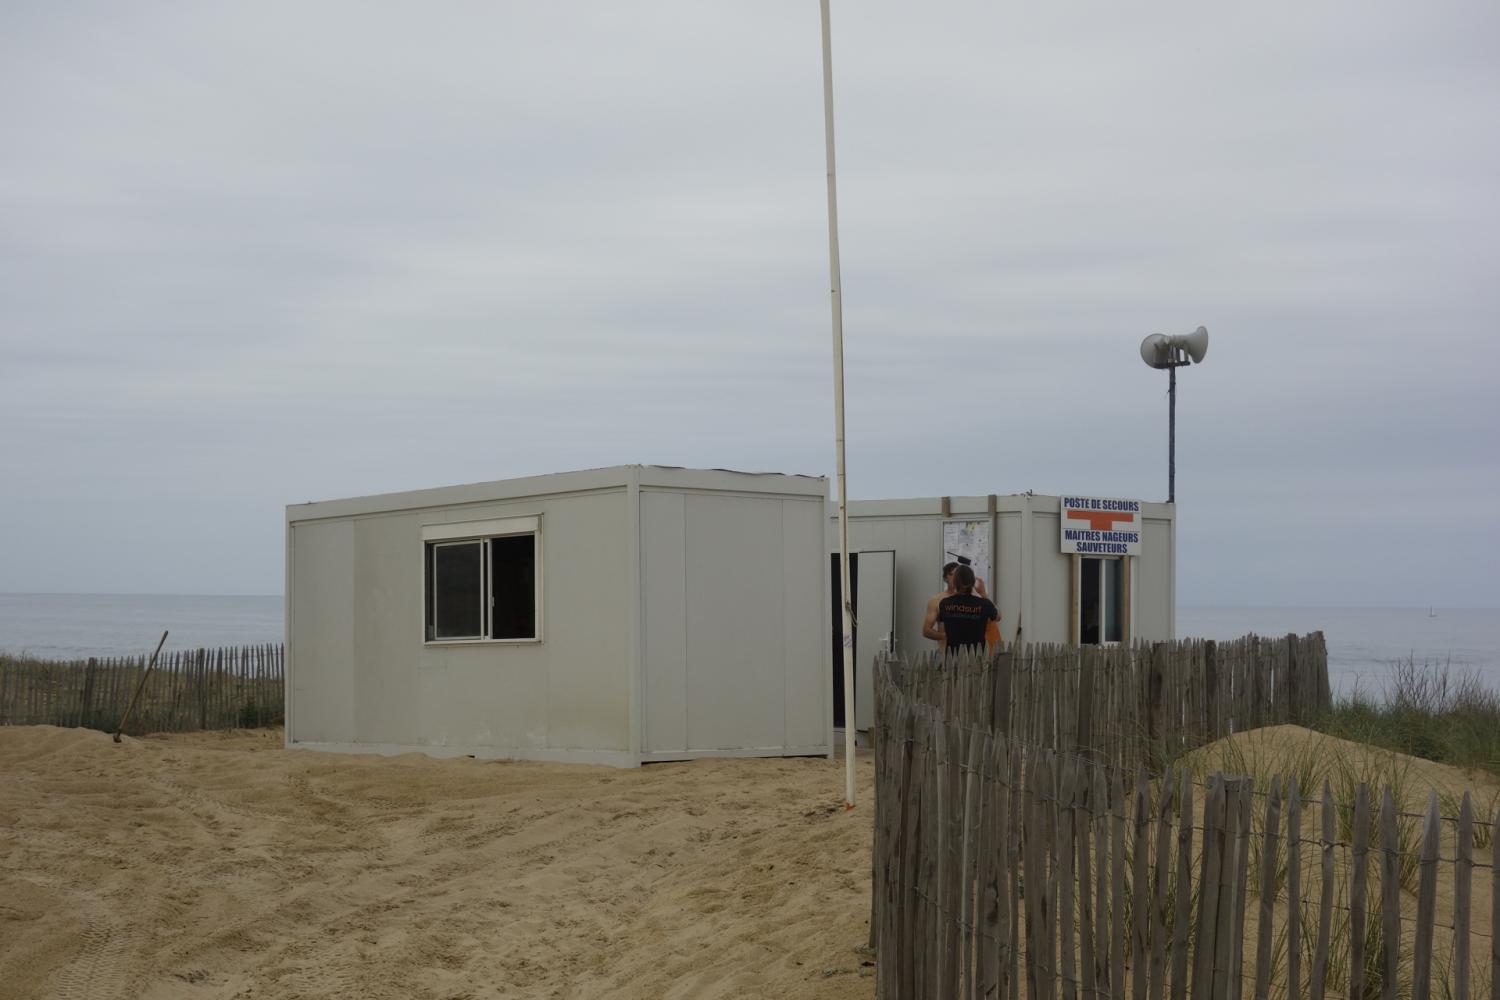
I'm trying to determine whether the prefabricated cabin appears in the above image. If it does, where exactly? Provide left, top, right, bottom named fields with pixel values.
left=830, top=492, right=1175, bottom=730
left=285, top=466, right=831, bottom=766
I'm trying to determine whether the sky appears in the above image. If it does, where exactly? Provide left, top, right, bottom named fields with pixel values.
left=2, top=1, right=1497, bottom=606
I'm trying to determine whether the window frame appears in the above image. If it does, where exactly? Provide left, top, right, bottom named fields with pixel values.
left=1076, top=555, right=1126, bottom=647
left=421, top=515, right=543, bottom=645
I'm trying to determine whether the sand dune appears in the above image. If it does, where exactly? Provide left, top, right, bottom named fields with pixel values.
left=0, top=726, right=876, bottom=1000
left=1192, top=724, right=1500, bottom=807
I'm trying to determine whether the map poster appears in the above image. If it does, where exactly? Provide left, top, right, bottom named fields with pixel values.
left=940, top=519, right=993, bottom=594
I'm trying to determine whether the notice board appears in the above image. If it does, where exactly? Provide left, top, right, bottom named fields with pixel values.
left=940, top=518, right=993, bottom=594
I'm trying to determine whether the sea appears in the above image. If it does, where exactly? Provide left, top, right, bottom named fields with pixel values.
left=0, top=594, right=1495, bottom=695
left=0, top=593, right=284, bottom=662
left=1176, top=606, right=1500, bottom=695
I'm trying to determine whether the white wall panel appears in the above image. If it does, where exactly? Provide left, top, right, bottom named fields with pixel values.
left=539, top=491, right=631, bottom=750
left=353, top=515, right=421, bottom=745
left=1137, top=518, right=1173, bottom=641
left=290, top=519, right=354, bottom=743
left=996, top=510, right=1023, bottom=645
left=684, top=494, right=785, bottom=751
left=781, top=497, right=827, bottom=749
left=640, top=491, right=688, bottom=753
left=1029, top=513, right=1071, bottom=645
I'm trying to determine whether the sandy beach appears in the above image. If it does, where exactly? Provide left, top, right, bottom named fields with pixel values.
left=0, top=727, right=876, bottom=1000
left=5, top=723, right=1496, bottom=1000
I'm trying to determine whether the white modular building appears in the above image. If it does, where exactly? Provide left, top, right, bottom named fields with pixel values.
left=830, top=492, right=1176, bottom=730
left=285, top=466, right=830, bottom=766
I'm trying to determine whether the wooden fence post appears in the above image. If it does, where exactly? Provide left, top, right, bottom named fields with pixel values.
left=929, top=713, right=946, bottom=997
left=1110, top=768, right=1127, bottom=1000
left=1192, top=775, right=1223, bottom=1000
left=1253, top=778, right=1282, bottom=1000
left=960, top=730, right=984, bottom=998
left=1380, top=787, right=1400, bottom=1000
left=1203, top=641, right=1219, bottom=739
left=1042, top=753, right=1061, bottom=1000
left=1250, top=636, right=1263, bottom=731
left=1170, top=773, right=1193, bottom=1000
left=196, top=647, right=207, bottom=730
left=895, top=702, right=918, bottom=1000
left=906, top=710, right=930, bottom=995
left=1076, top=651, right=1094, bottom=761
left=1452, top=793, right=1472, bottom=1000
left=1131, top=770, right=1151, bottom=1000
left=1149, top=769, right=1173, bottom=1000
left=1023, top=754, right=1043, bottom=1000
left=1285, top=777, right=1303, bottom=1000
left=1285, top=633, right=1300, bottom=726
left=940, top=721, right=966, bottom=998
left=1310, top=781, right=1335, bottom=1000
left=976, top=735, right=1005, bottom=1000
left=1147, top=644, right=1165, bottom=771
left=1349, top=784, right=1371, bottom=1000
left=995, top=651, right=1013, bottom=739
left=81, top=657, right=97, bottom=727
left=1228, top=778, right=1253, bottom=1000
left=1490, top=805, right=1499, bottom=1000
left=1079, top=762, right=1097, bottom=1000
left=1009, top=744, right=1024, bottom=1000
left=870, top=674, right=886, bottom=954
left=1058, top=757, right=1078, bottom=1000
left=1093, top=763, right=1111, bottom=997
left=1412, top=792, right=1440, bottom=1000
left=901, top=710, right=929, bottom=1000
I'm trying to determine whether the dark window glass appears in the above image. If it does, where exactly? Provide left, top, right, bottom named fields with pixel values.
left=490, top=534, right=536, bottom=639
left=432, top=541, right=484, bottom=639
left=1079, top=557, right=1101, bottom=645
left=1104, top=558, right=1123, bottom=643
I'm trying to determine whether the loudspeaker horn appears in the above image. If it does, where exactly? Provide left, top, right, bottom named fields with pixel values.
left=1139, top=333, right=1171, bottom=369
left=1174, top=325, right=1209, bottom=364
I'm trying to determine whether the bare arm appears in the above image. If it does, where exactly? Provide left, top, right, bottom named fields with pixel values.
left=921, top=594, right=945, bottom=642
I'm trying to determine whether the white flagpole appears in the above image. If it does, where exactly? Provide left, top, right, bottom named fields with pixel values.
left=819, top=0, right=857, bottom=809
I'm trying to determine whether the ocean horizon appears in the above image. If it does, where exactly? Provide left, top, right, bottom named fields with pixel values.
left=1, top=593, right=1495, bottom=694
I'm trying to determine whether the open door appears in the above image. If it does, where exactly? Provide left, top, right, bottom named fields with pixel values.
left=853, top=550, right=895, bottom=731
left=830, top=552, right=856, bottom=730
left=831, top=550, right=896, bottom=732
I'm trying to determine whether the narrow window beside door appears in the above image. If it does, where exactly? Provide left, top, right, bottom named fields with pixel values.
left=1079, top=556, right=1123, bottom=646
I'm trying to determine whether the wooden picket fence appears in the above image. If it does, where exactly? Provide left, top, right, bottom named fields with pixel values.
left=884, top=633, right=1331, bottom=772
left=0, top=644, right=284, bottom=734
left=870, top=645, right=1500, bottom=1000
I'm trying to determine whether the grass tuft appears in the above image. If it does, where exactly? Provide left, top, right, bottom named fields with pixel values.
left=1315, top=657, right=1500, bottom=780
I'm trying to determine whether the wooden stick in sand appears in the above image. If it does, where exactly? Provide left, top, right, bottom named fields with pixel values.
left=113, top=630, right=168, bottom=742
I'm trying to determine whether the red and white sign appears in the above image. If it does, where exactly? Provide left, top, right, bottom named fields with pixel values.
left=1059, top=496, right=1143, bottom=556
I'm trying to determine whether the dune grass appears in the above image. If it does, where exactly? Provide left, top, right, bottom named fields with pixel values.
left=1314, top=657, right=1500, bottom=780
left=1169, top=725, right=1498, bottom=1000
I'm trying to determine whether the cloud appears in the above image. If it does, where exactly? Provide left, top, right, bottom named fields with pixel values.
left=2, top=0, right=1497, bottom=603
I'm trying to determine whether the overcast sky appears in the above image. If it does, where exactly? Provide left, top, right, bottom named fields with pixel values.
left=3, top=1, right=1497, bottom=606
